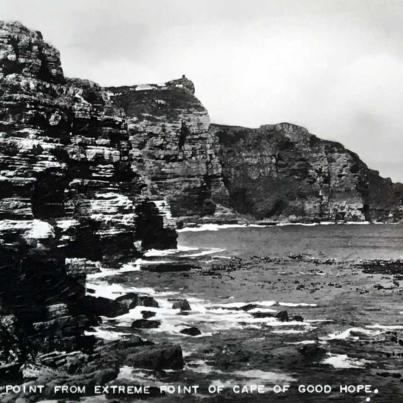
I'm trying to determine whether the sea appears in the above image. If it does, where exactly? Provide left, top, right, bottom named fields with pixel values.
left=86, top=223, right=403, bottom=402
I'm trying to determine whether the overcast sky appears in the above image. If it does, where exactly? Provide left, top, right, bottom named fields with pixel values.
left=2, top=0, right=403, bottom=181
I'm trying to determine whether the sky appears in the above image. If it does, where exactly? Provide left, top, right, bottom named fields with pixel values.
left=2, top=0, right=403, bottom=182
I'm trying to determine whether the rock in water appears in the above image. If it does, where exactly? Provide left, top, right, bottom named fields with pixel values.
left=115, top=293, right=139, bottom=310
left=82, top=296, right=128, bottom=318
left=131, top=320, right=161, bottom=329
left=142, top=311, right=156, bottom=319
left=138, top=296, right=159, bottom=308
left=172, top=299, right=192, bottom=311
left=180, top=327, right=201, bottom=336
left=276, top=311, right=289, bottom=322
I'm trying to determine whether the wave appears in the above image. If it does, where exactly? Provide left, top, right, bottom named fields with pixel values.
left=144, top=245, right=198, bottom=257
left=84, top=328, right=128, bottom=341
left=366, top=324, right=403, bottom=330
left=324, top=327, right=382, bottom=341
left=181, top=247, right=226, bottom=257
left=322, top=353, right=369, bottom=369
left=177, top=220, right=385, bottom=232
left=231, top=369, right=296, bottom=383
left=177, top=223, right=262, bottom=232
left=279, top=302, right=318, bottom=307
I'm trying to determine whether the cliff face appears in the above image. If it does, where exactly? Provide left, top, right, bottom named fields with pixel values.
left=212, top=123, right=403, bottom=222
left=0, top=20, right=176, bottom=368
left=107, top=78, right=231, bottom=222
left=108, top=81, right=403, bottom=224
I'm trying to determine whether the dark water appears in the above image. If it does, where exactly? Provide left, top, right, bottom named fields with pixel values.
left=178, top=223, right=403, bottom=260
left=89, top=224, right=403, bottom=403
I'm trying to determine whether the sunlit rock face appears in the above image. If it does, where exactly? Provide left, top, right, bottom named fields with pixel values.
left=211, top=123, right=403, bottom=222
left=0, top=20, right=176, bottom=363
left=107, top=77, right=231, bottom=222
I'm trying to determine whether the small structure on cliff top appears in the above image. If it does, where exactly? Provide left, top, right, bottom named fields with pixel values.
left=166, top=74, right=195, bottom=94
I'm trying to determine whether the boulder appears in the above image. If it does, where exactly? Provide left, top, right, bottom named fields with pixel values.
left=131, top=320, right=161, bottom=329
left=172, top=299, right=191, bottom=311
left=138, top=296, right=159, bottom=308
left=180, top=327, right=201, bottom=336
left=251, top=311, right=275, bottom=318
left=82, top=296, right=128, bottom=318
left=276, top=310, right=289, bottom=322
left=142, top=311, right=156, bottom=319
left=115, top=293, right=139, bottom=310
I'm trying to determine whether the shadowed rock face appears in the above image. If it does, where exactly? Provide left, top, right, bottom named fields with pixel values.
left=0, top=20, right=176, bottom=368
left=212, top=123, right=403, bottom=222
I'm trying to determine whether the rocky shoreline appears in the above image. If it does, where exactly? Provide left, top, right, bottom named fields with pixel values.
left=3, top=252, right=399, bottom=402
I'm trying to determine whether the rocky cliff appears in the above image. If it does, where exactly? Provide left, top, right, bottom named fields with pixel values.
left=108, top=83, right=403, bottom=224
left=212, top=123, right=403, bottom=222
left=0, top=20, right=176, bottom=382
left=107, top=78, right=234, bottom=224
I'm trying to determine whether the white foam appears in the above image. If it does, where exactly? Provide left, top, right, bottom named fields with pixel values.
left=178, top=245, right=200, bottom=251
left=144, top=248, right=182, bottom=257
left=366, top=324, right=403, bottom=330
left=279, top=302, right=317, bottom=307
left=232, top=369, right=296, bottom=383
left=136, top=259, right=171, bottom=265
left=322, top=354, right=369, bottom=369
left=277, top=222, right=317, bottom=227
left=288, top=340, right=317, bottom=345
left=84, top=328, right=128, bottom=341
left=182, top=248, right=225, bottom=257
left=119, top=261, right=141, bottom=272
left=177, top=223, right=260, bottom=232
left=87, top=280, right=156, bottom=300
left=324, top=327, right=382, bottom=341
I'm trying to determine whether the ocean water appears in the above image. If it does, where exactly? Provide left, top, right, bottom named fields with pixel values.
left=178, top=223, right=403, bottom=260
left=87, top=223, right=403, bottom=402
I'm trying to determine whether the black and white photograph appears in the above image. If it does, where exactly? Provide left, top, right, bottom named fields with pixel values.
left=0, top=0, right=403, bottom=402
